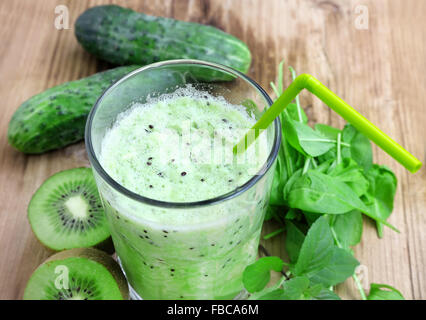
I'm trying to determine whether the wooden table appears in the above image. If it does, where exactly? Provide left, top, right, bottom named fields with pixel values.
left=0, top=0, right=424, bottom=300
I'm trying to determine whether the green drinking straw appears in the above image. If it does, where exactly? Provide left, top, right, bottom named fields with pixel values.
left=234, top=74, right=422, bottom=173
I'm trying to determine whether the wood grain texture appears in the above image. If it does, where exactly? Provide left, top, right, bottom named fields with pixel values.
left=0, top=0, right=424, bottom=300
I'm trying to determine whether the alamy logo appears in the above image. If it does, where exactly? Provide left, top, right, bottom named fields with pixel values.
left=54, top=265, right=69, bottom=290
left=54, top=5, right=70, bottom=30
left=355, top=264, right=369, bottom=290
left=354, top=5, right=369, bottom=30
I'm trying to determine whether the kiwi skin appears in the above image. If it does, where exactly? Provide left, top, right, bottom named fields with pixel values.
left=27, top=248, right=129, bottom=300
left=93, top=237, right=115, bottom=254
left=30, top=233, right=115, bottom=254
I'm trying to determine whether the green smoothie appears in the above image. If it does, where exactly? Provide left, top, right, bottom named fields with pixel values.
left=99, top=86, right=270, bottom=299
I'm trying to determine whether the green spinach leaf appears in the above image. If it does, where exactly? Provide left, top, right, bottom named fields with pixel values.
left=362, top=165, right=397, bottom=238
left=330, top=211, right=363, bottom=249
left=242, top=257, right=284, bottom=293
left=282, top=168, right=303, bottom=202
left=287, top=170, right=369, bottom=214
left=285, top=220, right=306, bottom=263
left=281, top=276, right=311, bottom=300
left=367, top=283, right=404, bottom=300
left=307, top=246, right=359, bottom=286
left=285, top=103, right=308, bottom=123
left=329, top=158, right=370, bottom=197
left=292, top=216, right=335, bottom=276
left=311, top=287, right=341, bottom=300
left=314, top=123, right=341, bottom=140
left=283, top=113, right=335, bottom=157
left=269, top=147, right=288, bottom=205
left=292, top=216, right=359, bottom=286
left=342, top=124, right=373, bottom=172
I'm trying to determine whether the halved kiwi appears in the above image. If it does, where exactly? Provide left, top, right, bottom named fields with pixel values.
left=28, top=168, right=112, bottom=252
left=23, top=248, right=129, bottom=300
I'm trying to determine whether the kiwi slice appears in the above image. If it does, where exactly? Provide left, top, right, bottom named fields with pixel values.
left=28, top=168, right=112, bottom=251
left=23, top=248, right=129, bottom=300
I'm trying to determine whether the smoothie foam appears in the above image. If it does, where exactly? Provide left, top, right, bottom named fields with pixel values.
left=100, top=86, right=267, bottom=204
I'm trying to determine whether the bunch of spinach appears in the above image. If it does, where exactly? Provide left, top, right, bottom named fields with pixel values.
left=243, top=62, right=403, bottom=300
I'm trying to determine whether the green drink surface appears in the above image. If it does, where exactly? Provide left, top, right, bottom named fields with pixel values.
left=98, top=86, right=271, bottom=299
left=100, top=86, right=267, bottom=203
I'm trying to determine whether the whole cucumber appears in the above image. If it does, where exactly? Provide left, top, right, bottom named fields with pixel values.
left=8, top=66, right=139, bottom=154
left=75, top=5, right=251, bottom=80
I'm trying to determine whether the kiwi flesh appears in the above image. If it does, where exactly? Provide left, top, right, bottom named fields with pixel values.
left=23, top=248, right=129, bottom=300
left=28, top=168, right=112, bottom=252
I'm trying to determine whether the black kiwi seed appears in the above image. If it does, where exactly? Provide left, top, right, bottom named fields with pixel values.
left=181, top=172, right=187, bottom=176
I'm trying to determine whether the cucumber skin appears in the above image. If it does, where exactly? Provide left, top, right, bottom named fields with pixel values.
left=75, top=5, right=251, bottom=79
left=8, top=66, right=139, bottom=154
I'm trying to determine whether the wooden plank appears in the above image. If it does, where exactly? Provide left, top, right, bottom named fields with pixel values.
left=0, top=0, right=424, bottom=299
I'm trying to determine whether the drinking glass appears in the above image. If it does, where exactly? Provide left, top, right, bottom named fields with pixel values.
left=85, top=60, right=281, bottom=299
